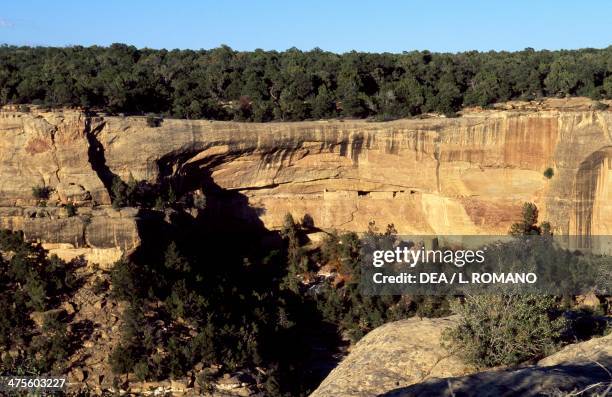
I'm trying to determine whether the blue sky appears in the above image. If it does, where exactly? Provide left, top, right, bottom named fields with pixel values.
left=1, top=1, right=611, bottom=53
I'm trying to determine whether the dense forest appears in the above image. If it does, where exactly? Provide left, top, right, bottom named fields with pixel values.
left=1, top=44, right=611, bottom=120
left=0, top=230, right=79, bottom=375
left=106, top=206, right=429, bottom=395
left=1, top=196, right=608, bottom=395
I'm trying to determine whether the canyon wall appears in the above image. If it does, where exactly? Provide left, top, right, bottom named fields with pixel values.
left=1, top=100, right=611, bottom=260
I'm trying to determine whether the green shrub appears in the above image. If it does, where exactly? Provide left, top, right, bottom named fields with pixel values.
left=111, top=176, right=127, bottom=209
left=509, top=202, right=550, bottom=236
left=109, top=344, right=136, bottom=374
left=32, top=185, right=51, bottom=200
left=593, top=101, right=609, bottom=111
left=543, top=167, right=554, bottom=179
left=133, top=360, right=151, bottom=381
left=64, top=203, right=77, bottom=217
left=443, top=294, right=567, bottom=368
left=109, top=259, right=140, bottom=302
left=146, top=115, right=163, bottom=127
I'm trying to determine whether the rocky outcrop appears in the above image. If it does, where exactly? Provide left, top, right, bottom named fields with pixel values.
left=382, top=333, right=612, bottom=397
left=309, top=316, right=472, bottom=397
left=1, top=99, right=611, bottom=254
left=0, top=206, right=139, bottom=248
left=310, top=314, right=612, bottom=397
left=538, top=330, right=612, bottom=367
left=0, top=205, right=140, bottom=266
left=0, top=110, right=108, bottom=206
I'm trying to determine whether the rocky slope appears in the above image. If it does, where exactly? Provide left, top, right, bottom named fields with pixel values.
left=1, top=98, right=611, bottom=260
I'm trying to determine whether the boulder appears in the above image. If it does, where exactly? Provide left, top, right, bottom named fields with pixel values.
left=70, top=368, right=87, bottom=382
left=576, top=292, right=602, bottom=309
left=30, top=308, right=67, bottom=328
left=382, top=361, right=612, bottom=396
left=310, top=316, right=471, bottom=397
left=538, top=332, right=612, bottom=366
left=62, top=301, right=77, bottom=315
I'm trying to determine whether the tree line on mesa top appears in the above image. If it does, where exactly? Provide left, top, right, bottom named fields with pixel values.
left=1, top=44, right=611, bottom=121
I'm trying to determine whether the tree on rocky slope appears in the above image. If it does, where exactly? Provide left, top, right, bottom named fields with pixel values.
left=0, top=230, right=78, bottom=374
left=509, top=202, right=552, bottom=236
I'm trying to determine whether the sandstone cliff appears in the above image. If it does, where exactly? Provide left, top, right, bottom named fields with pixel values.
left=1, top=99, right=611, bottom=257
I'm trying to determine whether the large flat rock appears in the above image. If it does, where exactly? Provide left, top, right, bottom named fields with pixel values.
left=310, top=316, right=472, bottom=397
left=382, top=333, right=612, bottom=397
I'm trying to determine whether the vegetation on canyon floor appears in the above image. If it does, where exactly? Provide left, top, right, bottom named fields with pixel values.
left=0, top=230, right=79, bottom=375
left=1, top=45, right=612, bottom=121
left=106, top=211, right=440, bottom=395
left=1, top=191, right=609, bottom=395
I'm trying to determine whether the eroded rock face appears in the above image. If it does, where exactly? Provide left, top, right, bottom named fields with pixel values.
left=0, top=205, right=140, bottom=262
left=0, top=110, right=108, bottom=206
left=1, top=101, right=611, bottom=253
left=309, top=316, right=472, bottom=397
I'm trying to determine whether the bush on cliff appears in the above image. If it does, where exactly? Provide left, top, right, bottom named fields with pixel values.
left=145, top=115, right=163, bottom=127
left=111, top=176, right=128, bottom=208
left=31, top=185, right=51, bottom=200
left=443, top=294, right=567, bottom=368
left=509, top=202, right=552, bottom=236
left=544, top=167, right=554, bottom=179
left=64, top=203, right=77, bottom=217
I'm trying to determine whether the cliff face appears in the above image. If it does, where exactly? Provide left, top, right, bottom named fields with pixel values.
left=1, top=100, right=611, bottom=257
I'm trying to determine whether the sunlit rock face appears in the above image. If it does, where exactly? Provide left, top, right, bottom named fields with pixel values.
left=0, top=99, right=611, bottom=254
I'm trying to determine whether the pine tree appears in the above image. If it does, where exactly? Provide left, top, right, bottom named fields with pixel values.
left=281, top=213, right=305, bottom=292
left=111, top=176, right=128, bottom=208
left=509, top=202, right=550, bottom=236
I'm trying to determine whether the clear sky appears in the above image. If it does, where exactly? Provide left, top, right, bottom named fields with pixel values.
left=1, top=1, right=611, bottom=53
